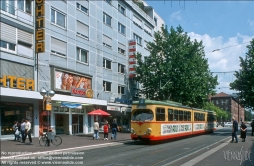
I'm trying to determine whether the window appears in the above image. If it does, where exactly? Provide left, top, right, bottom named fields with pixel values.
left=103, top=81, right=111, bottom=92
left=51, top=8, right=66, bottom=28
left=154, top=17, right=157, bottom=26
left=118, top=22, right=125, bottom=35
left=134, top=33, right=142, bottom=45
left=144, top=40, right=149, bottom=49
left=103, top=35, right=112, bottom=48
left=0, top=40, right=15, bottom=51
left=51, top=37, right=66, bottom=56
left=18, top=29, right=33, bottom=47
left=118, top=4, right=125, bottom=15
left=105, top=0, right=111, bottom=4
left=168, top=109, right=174, bottom=121
left=0, top=0, right=15, bottom=15
left=76, top=2, right=88, bottom=14
left=77, top=47, right=88, bottom=63
left=156, top=108, right=165, bottom=121
left=18, top=0, right=31, bottom=14
left=179, top=110, right=183, bottom=121
left=118, top=85, right=125, bottom=94
left=118, top=43, right=125, bottom=55
left=118, top=63, right=125, bottom=74
left=194, top=112, right=205, bottom=121
left=144, top=24, right=152, bottom=36
left=133, top=15, right=142, bottom=29
left=103, top=13, right=111, bottom=26
left=174, top=110, right=178, bottom=121
left=103, top=58, right=111, bottom=69
left=77, top=21, right=89, bottom=39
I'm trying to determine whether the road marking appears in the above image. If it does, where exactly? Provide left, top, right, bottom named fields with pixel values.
left=0, top=142, right=123, bottom=160
left=161, top=136, right=231, bottom=166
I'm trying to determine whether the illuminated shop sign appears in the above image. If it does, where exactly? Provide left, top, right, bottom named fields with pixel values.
left=35, top=0, right=45, bottom=53
left=54, top=70, right=93, bottom=98
left=0, top=75, right=35, bottom=90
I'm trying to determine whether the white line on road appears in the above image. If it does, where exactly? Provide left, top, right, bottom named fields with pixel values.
left=161, top=136, right=231, bottom=166
left=0, top=142, right=124, bottom=160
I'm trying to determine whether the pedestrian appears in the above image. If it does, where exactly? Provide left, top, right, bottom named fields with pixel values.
left=24, top=119, right=32, bottom=143
left=251, top=120, right=254, bottom=136
left=111, top=119, right=118, bottom=140
left=14, top=122, right=21, bottom=142
left=240, top=121, right=247, bottom=142
left=12, top=121, right=18, bottom=141
left=93, top=120, right=99, bottom=140
left=230, top=117, right=238, bottom=143
left=20, top=119, right=26, bottom=143
left=103, top=121, right=109, bottom=140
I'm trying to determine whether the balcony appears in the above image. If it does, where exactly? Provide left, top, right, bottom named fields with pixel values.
left=126, top=1, right=155, bottom=26
left=17, top=44, right=33, bottom=59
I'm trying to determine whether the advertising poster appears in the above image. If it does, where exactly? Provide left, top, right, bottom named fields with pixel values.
left=55, top=70, right=92, bottom=91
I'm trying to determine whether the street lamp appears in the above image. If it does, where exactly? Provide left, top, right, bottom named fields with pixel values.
left=39, top=87, right=55, bottom=146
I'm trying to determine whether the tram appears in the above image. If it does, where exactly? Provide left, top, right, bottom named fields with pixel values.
left=130, top=99, right=217, bottom=141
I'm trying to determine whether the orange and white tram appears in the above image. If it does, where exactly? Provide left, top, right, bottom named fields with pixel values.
left=130, top=99, right=217, bottom=141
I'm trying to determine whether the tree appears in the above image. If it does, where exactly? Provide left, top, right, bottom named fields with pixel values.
left=203, top=102, right=229, bottom=121
left=135, top=26, right=218, bottom=108
left=245, top=110, right=254, bottom=121
left=230, top=39, right=254, bottom=110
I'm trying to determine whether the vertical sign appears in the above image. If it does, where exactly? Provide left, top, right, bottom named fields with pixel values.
left=128, top=40, right=137, bottom=78
left=35, top=0, right=45, bottom=53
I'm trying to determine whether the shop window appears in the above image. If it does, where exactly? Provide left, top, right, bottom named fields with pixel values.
left=54, top=107, right=58, bottom=112
left=1, top=102, right=33, bottom=135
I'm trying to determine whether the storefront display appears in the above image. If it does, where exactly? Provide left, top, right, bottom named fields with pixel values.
left=0, top=102, right=33, bottom=135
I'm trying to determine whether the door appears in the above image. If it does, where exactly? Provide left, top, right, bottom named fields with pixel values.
left=72, top=114, right=84, bottom=134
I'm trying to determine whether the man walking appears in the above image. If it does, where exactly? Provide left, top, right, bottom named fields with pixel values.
left=24, top=119, right=32, bottom=143
left=230, top=117, right=238, bottom=143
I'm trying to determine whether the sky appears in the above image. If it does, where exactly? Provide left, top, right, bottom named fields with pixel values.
left=146, top=0, right=254, bottom=95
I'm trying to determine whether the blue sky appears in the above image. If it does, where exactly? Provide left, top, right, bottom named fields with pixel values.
left=146, top=0, right=254, bottom=94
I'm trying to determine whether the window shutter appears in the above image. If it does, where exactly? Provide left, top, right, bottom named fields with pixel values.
left=144, top=24, right=152, bottom=33
left=103, top=35, right=112, bottom=46
left=118, top=42, right=125, bottom=50
left=77, top=21, right=89, bottom=37
left=51, top=37, right=66, bottom=55
left=133, top=15, right=142, bottom=26
left=0, top=22, right=16, bottom=43
left=18, top=29, right=33, bottom=44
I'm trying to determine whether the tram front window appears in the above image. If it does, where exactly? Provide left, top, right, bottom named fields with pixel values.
left=132, top=109, right=154, bottom=121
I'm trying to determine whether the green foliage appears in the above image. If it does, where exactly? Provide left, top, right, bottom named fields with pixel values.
left=135, top=26, right=218, bottom=108
left=230, top=38, right=254, bottom=110
left=203, top=102, right=229, bottom=121
left=245, top=110, right=254, bottom=121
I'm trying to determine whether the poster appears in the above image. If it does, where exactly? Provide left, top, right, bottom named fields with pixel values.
left=55, top=70, right=92, bottom=91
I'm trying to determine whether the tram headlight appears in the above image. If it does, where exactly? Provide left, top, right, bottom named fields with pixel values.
left=147, top=128, right=152, bottom=134
left=131, top=128, right=135, bottom=134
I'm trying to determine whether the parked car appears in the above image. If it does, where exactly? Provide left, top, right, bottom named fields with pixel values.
left=224, top=122, right=233, bottom=127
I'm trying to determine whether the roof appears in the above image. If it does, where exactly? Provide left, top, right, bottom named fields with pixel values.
left=211, top=92, right=231, bottom=98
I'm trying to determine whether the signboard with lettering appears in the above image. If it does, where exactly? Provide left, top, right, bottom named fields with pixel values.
left=114, top=98, right=132, bottom=105
left=35, top=0, right=45, bottom=53
left=54, top=70, right=93, bottom=98
left=0, top=75, right=35, bottom=90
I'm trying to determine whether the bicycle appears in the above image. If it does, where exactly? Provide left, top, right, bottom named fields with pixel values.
left=39, top=132, right=62, bottom=146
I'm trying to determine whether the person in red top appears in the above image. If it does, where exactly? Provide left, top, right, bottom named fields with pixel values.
left=103, top=121, right=109, bottom=140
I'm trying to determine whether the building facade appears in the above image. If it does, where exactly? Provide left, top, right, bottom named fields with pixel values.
left=0, top=0, right=164, bottom=139
left=209, top=92, right=244, bottom=122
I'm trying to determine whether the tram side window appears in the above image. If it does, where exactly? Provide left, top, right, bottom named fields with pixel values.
left=200, top=113, right=205, bottom=121
left=173, top=110, right=178, bottom=121
left=179, top=110, right=183, bottom=121
left=187, top=111, right=191, bottom=121
left=183, top=111, right=187, bottom=121
left=156, top=108, right=165, bottom=121
left=194, top=113, right=198, bottom=121
left=168, top=109, right=174, bottom=121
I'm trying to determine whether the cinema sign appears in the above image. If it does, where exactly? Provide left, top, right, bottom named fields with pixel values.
left=35, top=0, right=45, bottom=53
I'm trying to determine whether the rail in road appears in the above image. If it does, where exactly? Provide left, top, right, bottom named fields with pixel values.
left=1, top=127, right=253, bottom=166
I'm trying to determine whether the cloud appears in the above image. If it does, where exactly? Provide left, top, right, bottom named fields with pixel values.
left=188, top=32, right=254, bottom=94
left=170, top=10, right=182, bottom=22
left=248, top=19, right=254, bottom=31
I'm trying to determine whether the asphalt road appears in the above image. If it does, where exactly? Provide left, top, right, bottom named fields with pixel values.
left=2, top=127, right=253, bottom=166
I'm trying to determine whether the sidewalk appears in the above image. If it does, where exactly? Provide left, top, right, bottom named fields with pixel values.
left=0, top=132, right=132, bottom=158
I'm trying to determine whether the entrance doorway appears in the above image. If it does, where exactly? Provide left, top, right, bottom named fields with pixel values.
left=72, top=114, right=83, bottom=134
left=55, top=114, right=69, bottom=135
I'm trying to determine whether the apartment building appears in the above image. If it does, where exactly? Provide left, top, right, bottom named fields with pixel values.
left=209, top=92, right=244, bottom=122
left=0, top=0, right=164, bottom=138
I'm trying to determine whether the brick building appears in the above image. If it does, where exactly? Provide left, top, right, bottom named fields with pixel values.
left=209, top=92, right=244, bottom=122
